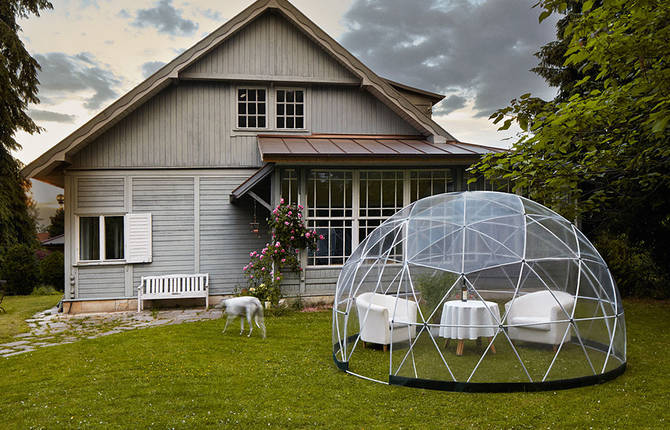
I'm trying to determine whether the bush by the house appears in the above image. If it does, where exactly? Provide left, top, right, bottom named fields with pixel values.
left=39, top=251, right=65, bottom=292
left=595, top=232, right=669, bottom=299
left=0, top=244, right=39, bottom=295
left=31, top=284, right=58, bottom=296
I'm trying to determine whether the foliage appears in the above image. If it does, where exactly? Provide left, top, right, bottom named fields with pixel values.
left=38, top=251, right=64, bottom=292
left=0, top=0, right=51, bottom=256
left=0, top=301, right=668, bottom=428
left=470, top=0, right=670, bottom=296
left=243, top=199, right=322, bottom=304
left=415, top=272, right=459, bottom=322
left=594, top=232, right=667, bottom=299
left=0, top=243, right=38, bottom=295
left=30, top=284, right=57, bottom=296
left=47, top=207, right=64, bottom=237
left=0, top=151, right=37, bottom=255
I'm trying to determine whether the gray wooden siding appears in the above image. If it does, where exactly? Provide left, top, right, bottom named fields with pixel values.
left=184, top=12, right=357, bottom=83
left=132, top=177, right=196, bottom=289
left=311, top=87, right=419, bottom=135
left=71, top=83, right=261, bottom=170
left=76, top=177, right=125, bottom=212
left=69, top=83, right=419, bottom=169
left=77, top=265, right=125, bottom=299
left=199, top=174, right=267, bottom=295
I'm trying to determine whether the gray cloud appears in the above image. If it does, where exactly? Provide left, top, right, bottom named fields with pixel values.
left=34, top=52, right=121, bottom=110
left=141, top=61, right=166, bottom=78
left=131, top=0, right=198, bottom=36
left=199, top=8, right=222, bottom=21
left=29, top=109, right=76, bottom=123
left=434, top=95, right=467, bottom=115
left=340, top=0, right=558, bottom=117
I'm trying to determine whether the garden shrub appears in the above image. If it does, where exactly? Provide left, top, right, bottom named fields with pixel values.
left=31, top=284, right=58, bottom=295
left=415, top=272, right=459, bottom=322
left=0, top=244, right=39, bottom=295
left=595, top=232, right=669, bottom=298
left=39, top=251, right=65, bottom=292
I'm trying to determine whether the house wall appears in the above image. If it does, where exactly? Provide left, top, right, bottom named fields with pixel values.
left=182, top=11, right=358, bottom=84
left=67, top=170, right=267, bottom=301
left=69, top=83, right=419, bottom=170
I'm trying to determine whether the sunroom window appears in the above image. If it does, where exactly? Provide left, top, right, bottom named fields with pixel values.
left=307, top=171, right=353, bottom=266
left=79, top=215, right=125, bottom=262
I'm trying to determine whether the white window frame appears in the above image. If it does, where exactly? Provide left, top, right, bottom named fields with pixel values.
left=234, top=86, right=269, bottom=131
left=75, top=214, right=127, bottom=265
left=275, top=87, right=308, bottom=131
left=297, top=168, right=462, bottom=267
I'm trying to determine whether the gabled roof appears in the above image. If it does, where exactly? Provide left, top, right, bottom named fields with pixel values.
left=22, top=0, right=462, bottom=185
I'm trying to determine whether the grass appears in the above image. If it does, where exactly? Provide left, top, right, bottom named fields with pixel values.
left=0, top=299, right=668, bottom=428
left=0, top=293, right=61, bottom=343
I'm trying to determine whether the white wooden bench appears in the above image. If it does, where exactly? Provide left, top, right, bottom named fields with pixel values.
left=137, top=274, right=209, bottom=312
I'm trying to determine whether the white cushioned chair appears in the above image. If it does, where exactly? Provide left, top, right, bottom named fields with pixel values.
left=355, top=292, right=418, bottom=350
left=504, top=290, right=575, bottom=348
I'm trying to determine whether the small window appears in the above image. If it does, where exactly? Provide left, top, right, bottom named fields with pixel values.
left=238, top=88, right=267, bottom=129
left=79, top=215, right=125, bottom=262
left=276, top=89, right=305, bottom=129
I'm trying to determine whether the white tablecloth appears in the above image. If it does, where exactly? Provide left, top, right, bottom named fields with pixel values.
left=438, top=300, right=501, bottom=340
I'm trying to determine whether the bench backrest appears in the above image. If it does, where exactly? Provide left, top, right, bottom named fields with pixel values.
left=140, top=274, right=209, bottom=296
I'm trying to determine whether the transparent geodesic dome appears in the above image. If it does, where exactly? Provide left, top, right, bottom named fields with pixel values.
left=332, top=192, right=626, bottom=392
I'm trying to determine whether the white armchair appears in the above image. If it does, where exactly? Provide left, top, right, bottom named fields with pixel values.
left=355, top=292, right=418, bottom=350
left=504, top=290, right=575, bottom=349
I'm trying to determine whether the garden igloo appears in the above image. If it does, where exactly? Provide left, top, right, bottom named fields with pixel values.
left=332, top=192, right=626, bottom=392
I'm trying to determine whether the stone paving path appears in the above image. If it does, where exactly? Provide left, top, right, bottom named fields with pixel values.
left=1, top=307, right=224, bottom=358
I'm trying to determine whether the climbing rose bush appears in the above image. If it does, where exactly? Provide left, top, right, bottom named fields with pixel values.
left=242, top=199, right=324, bottom=304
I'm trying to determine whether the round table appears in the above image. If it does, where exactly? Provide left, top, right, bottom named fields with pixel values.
left=439, top=300, right=501, bottom=355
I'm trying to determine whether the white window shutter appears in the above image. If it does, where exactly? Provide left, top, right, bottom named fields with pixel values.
left=125, top=213, right=152, bottom=263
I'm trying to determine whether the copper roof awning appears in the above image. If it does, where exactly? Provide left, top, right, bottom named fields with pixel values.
left=258, top=134, right=502, bottom=164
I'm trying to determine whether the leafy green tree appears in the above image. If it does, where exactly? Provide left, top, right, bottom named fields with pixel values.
left=471, top=0, right=670, bottom=295
left=0, top=0, right=53, bottom=254
left=47, top=207, right=64, bottom=237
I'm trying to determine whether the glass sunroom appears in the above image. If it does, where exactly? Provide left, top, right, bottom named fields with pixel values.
left=332, top=192, right=626, bottom=392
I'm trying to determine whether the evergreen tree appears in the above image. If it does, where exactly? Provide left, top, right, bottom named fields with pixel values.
left=0, top=0, right=53, bottom=254
left=47, top=207, right=65, bottom=237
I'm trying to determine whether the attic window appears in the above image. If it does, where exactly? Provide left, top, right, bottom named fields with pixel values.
left=276, top=89, right=305, bottom=129
left=237, top=88, right=267, bottom=128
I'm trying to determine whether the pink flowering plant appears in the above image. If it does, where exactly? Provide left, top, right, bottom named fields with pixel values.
left=242, top=199, right=324, bottom=305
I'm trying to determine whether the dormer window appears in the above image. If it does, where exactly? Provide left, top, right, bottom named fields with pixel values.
left=237, top=88, right=267, bottom=128
left=276, top=89, right=305, bottom=129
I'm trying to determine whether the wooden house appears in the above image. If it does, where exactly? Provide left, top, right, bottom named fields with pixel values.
left=23, top=0, right=500, bottom=313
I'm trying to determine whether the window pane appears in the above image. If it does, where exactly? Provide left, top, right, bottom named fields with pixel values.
left=277, top=104, right=284, bottom=115
left=80, top=217, right=100, bottom=260
left=296, top=104, right=304, bottom=116
left=257, top=90, right=266, bottom=101
left=105, top=216, right=124, bottom=260
left=238, top=89, right=246, bottom=101
left=277, top=117, right=284, bottom=128
left=296, top=117, right=304, bottom=129
left=287, top=117, right=294, bottom=128
left=287, top=91, right=294, bottom=102
left=258, top=103, right=266, bottom=115
left=249, top=116, right=257, bottom=128
left=277, top=90, right=285, bottom=102
left=238, top=103, right=246, bottom=114
left=248, top=103, right=256, bottom=114
left=287, top=104, right=294, bottom=115
left=238, top=116, right=246, bottom=128
left=258, top=116, right=266, bottom=128
left=296, top=91, right=304, bottom=103
left=248, top=90, right=256, bottom=102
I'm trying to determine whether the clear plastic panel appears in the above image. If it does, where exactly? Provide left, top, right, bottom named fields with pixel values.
left=333, top=192, right=626, bottom=387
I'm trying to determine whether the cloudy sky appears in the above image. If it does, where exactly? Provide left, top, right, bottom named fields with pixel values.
left=15, top=0, right=558, bottom=222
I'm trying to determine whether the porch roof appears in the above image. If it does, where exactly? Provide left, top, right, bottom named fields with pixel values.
left=258, top=134, right=503, bottom=164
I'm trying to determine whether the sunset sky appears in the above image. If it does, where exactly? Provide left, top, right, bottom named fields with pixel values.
left=14, top=0, right=558, bottom=223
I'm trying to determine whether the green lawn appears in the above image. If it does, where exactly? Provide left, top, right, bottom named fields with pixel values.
left=1, top=300, right=668, bottom=429
left=0, top=293, right=61, bottom=343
